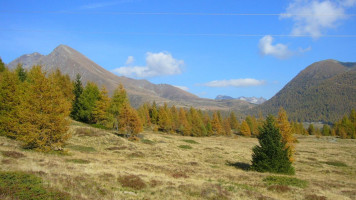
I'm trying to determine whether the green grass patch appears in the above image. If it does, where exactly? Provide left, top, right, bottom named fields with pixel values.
left=141, top=139, right=155, bottom=145
left=263, top=176, right=308, bottom=188
left=182, top=139, right=199, bottom=144
left=178, top=145, right=193, bottom=150
left=65, top=159, right=90, bottom=164
left=0, top=171, right=70, bottom=200
left=323, top=161, right=347, bottom=167
left=66, top=144, right=96, bottom=153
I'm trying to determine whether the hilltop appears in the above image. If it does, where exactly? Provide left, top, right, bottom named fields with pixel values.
left=250, top=59, right=356, bottom=123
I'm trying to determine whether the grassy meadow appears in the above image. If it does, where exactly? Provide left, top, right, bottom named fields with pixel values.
left=1, top=121, right=356, bottom=200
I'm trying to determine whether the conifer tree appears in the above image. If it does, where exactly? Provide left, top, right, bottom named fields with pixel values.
left=222, top=118, right=232, bottom=136
left=251, top=115, right=295, bottom=175
left=307, top=124, right=315, bottom=135
left=71, top=74, right=83, bottom=120
left=188, top=107, right=207, bottom=136
left=229, top=111, right=240, bottom=134
left=137, top=103, right=151, bottom=128
left=158, top=104, right=173, bottom=132
left=15, top=63, right=27, bottom=82
left=178, top=108, right=192, bottom=136
left=77, top=82, right=100, bottom=123
left=149, top=101, right=159, bottom=125
left=18, top=66, right=71, bottom=151
left=109, top=84, right=129, bottom=118
left=321, top=124, right=331, bottom=136
left=240, top=120, right=251, bottom=137
left=49, top=69, right=74, bottom=103
left=0, top=70, right=20, bottom=138
left=211, top=112, right=223, bottom=135
left=0, top=57, right=5, bottom=72
left=118, top=102, right=143, bottom=136
left=277, top=107, right=296, bottom=162
left=92, top=87, right=111, bottom=127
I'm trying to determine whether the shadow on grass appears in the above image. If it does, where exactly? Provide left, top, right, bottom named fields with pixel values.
left=226, top=161, right=251, bottom=171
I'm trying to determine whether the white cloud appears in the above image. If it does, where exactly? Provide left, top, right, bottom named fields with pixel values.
left=203, top=79, right=266, bottom=87
left=113, top=52, right=184, bottom=78
left=174, top=85, right=189, bottom=91
left=125, top=56, right=134, bottom=65
left=259, top=35, right=311, bottom=59
left=259, top=35, right=293, bottom=59
left=281, top=0, right=356, bottom=38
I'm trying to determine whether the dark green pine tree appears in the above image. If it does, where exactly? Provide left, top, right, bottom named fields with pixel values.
left=15, top=63, right=27, bottom=82
left=0, top=57, right=6, bottom=72
left=70, top=74, right=83, bottom=120
left=251, top=115, right=295, bottom=175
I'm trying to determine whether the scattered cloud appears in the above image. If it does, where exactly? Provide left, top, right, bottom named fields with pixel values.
left=259, top=35, right=293, bottom=59
left=202, top=79, right=266, bottom=88
left=125, top=56, right=134, bottom=65
left=174, top=85, right=189, bottom=91
left=259, top=35, right=311, bottom=59
left=113, top=52, right=184, bottom=78
left=281, top=0, right=355, bottom=38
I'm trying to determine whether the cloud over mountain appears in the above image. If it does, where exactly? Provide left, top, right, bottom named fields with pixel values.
left=113, top=52, right=184, bottom=78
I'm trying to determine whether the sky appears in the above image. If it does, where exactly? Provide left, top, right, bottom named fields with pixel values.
left=1, top=0, right=356, bottom=100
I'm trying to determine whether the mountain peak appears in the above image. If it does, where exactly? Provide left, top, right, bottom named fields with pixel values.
left=53, top=44, right=76, bottom=55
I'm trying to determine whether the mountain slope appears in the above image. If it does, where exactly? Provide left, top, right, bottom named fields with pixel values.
left=7, top=45, right=254, bottom=110
left=250, top=59, right=356, bottom=123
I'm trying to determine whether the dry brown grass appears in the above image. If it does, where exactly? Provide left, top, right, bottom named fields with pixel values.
left=0, top=123, right=356, bottom=199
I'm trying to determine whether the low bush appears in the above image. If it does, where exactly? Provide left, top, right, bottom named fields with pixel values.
left=65, top=159, right=90, bottom=164
left=323, top=161, right=347, bottom=167
left=118, top=175, right=146, bottom=190
left=263, top=176, right=308, bottom=188
left=182, top=139, right=199, bottom=144
left=0, top=171, right=70, bottom=200
left=178, top=145, right=192, bottom=150
left=1, top=151, right=26, bottom=159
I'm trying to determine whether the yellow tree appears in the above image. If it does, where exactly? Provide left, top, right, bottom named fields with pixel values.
left=211, top=111, right=223, bottom=135
left=18, top=66, right=71, bottom=151
left=240, top=120, right=251, bottom=137
left=229, top=111, right=240, bottom=134
left=158, top=104, right=173, bottom=133
left=222, top=118, right=232, bottom=136
left=118, top=102, right=143, bottom=137
left=49, top=69, right=74, bottom=103
left=92, top=87, right=112, bottom=127
left=277, top=107, right=296, bottom=162
left=178, top=108, right=192, bottom=136
left=0, top=70, right=21, bottom=138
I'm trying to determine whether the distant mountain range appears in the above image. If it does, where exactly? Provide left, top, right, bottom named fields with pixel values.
left=215, top=95, right=266, bottom=105
left=250, top=59, right=356, bottom=123
left=7, top=45, right=254, bottom=111
left=7, top=45, right=355, bottom=122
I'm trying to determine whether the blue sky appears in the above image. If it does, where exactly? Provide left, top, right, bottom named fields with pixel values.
left=1, top=0, right=356, bottom=99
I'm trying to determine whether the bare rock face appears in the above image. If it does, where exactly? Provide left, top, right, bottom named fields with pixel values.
left=7, top=45, right=254, bottom=111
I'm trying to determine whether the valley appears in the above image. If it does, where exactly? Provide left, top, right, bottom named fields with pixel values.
left=1, top=122, right=355, bottom=200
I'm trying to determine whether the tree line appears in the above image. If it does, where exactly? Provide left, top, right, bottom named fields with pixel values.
left=0, top=60, right=354, bottom=152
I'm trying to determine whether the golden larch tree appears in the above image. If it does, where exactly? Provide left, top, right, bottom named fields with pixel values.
left=18, top=66, right=71, bottom=151
left=277, top=107, right=296, bottom=162
left=118, top=102, right=143, bottom=137
left=240, top=120, right=251, bottom=137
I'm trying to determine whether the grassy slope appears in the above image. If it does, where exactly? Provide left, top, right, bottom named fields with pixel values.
left=1, top=122, right=356, bottom=200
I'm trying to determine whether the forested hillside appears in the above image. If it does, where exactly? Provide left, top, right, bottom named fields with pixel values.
left=250, top=60, right=356, bottom=123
